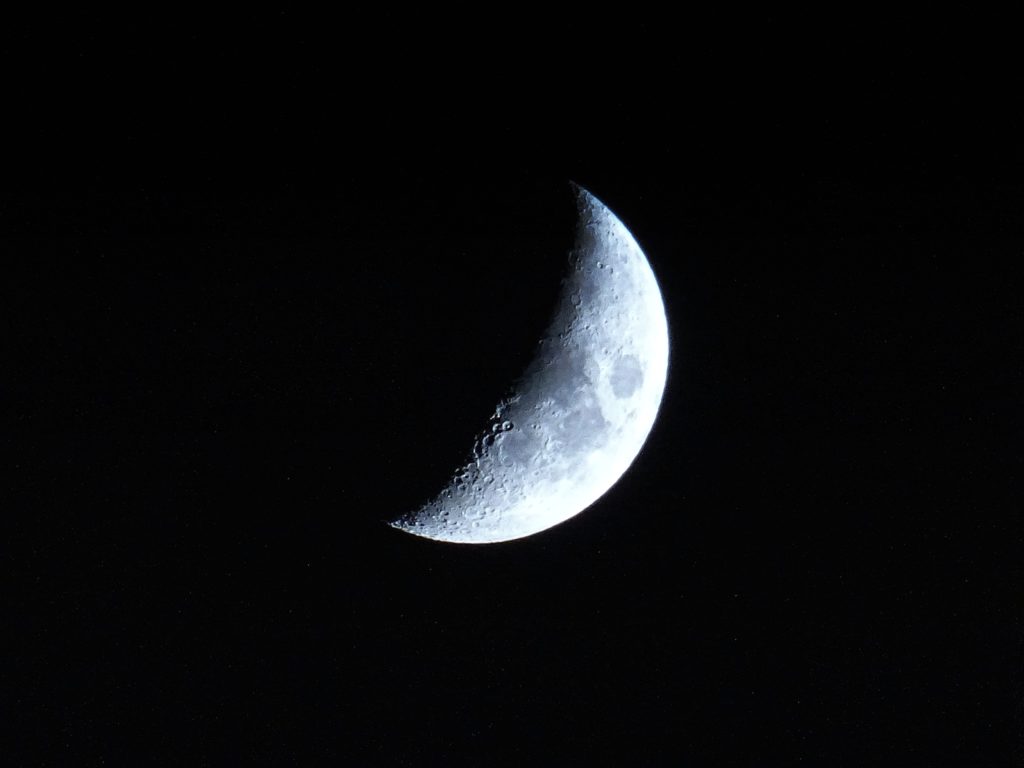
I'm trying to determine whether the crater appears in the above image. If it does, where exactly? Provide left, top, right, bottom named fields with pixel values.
left=609, top=354, right=643, bottom=398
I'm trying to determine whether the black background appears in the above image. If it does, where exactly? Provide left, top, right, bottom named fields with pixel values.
left=3, top=14, right=1023, bottom=766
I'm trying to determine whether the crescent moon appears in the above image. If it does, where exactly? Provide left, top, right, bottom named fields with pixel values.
left=390, top=185, right=669, bottom=543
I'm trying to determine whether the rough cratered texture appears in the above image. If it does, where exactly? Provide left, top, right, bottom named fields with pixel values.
left=390, top=186, right=669, bottom=543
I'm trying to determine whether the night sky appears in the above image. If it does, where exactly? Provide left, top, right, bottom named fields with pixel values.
left=4, top=16, right=1022, bottom=765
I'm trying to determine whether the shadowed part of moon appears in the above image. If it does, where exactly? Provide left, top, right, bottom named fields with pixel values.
left=390, top=185, right=669, bottom=544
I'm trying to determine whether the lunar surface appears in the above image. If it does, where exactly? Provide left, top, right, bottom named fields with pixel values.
left=390, top=185, right=669, bottom=543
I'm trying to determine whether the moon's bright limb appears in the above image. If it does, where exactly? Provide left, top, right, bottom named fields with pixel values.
left=390, top=185, right=669, bottom=543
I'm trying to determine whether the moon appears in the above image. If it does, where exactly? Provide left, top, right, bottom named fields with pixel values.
left=390, top=185, right=669, bottom=544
